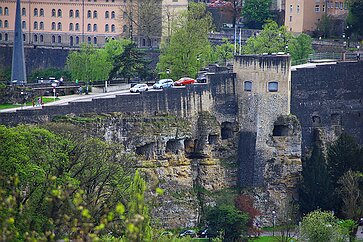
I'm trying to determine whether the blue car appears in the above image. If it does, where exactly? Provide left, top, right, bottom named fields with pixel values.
left=153, top=79, right=174, bottom=89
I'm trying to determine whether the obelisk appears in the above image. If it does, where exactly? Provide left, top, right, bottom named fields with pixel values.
left=11, top=0, right=27, bottom=84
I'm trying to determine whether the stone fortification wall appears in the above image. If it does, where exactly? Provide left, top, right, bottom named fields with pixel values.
left=233, top=54, right=292, bottom=187
left=291, top=61, right=363, bottom=150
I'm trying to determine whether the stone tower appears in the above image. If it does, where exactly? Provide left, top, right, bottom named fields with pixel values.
left=11, top=0, right=27, bottom=84
left=233, top=54, right=292, bottom=187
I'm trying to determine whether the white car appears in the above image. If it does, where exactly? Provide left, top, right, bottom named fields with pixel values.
left=153, top=79, right=174, bottom=89
left=130, top=84, right=148, bottom=93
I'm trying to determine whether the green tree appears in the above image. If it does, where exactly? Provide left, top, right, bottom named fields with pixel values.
left=215, top=38, right=234, bottom=65
left=157, top=3, right=214, bottom=80
left=315, top=14, right=334, bottom=38
left=66, top=43, right=112, bottom=82
left=242, top=0, right=272, bottom=29
left=108, top=41, right=152, bottom=82
left=346, top=0, right=363, bottom=38
left=243, top=21, right=292, bottom=55
left=206, top=204, right=248, bottom=241
left=299, top=144, right=334, bottom=214
left=288, top=33, right=314, bottom=64
left=300, top=210, right=346, bottom=242
left=28, top=68, right=71, bottom=83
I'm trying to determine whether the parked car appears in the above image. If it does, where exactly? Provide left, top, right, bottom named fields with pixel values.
left=196, top=71, right=209, bottom=83
left=178, top=229, right=197, bottom=238
left=153, top=79, right=174, bottom=89
left=198, top=228, right=218, bottom=238
left=130, top=83, right=148, bottom=93
left=359, top=218, right=363, bottom=226
left=174, top=77, right=196, bottom=86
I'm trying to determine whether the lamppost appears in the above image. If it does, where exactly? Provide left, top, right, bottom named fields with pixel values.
left=272, top=210, right=276, bottom=237
left=166, top=69, right=170, bottom=78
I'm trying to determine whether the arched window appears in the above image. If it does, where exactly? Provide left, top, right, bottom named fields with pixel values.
left=111, top=24, right=115, bottom=32
left=34, top=8, right=38, bottom=16
left=0, top=20, right=2, bottom=28
left=93, top=10, right=97, bottom=18
left=0, top=33, right=2, bottom=41
left=34, top=21, right=38, bottom=30
left=5, top=7, right=9, bottom=16
left=76, top=36, right=79, bottom=44
left=93, top=37, right=97, bottom=44
left=75, top=10, right=80, bottom=18
left=75, top=23, right=79, bottom=31
left=111, top=11, right=115, bottom=19
left=5, top=33, right=8, bottom=41
left=0, top=7, right=2, bottom=16
left=58, top=9, right=62, bottom=17
left=40, top=21, right=44, bottom=30
left=52, top=35, right=55, bottom=43
left=69, top=10, right=74, bottom=18
left=87, top=37, right=91, bottom=44
left=40, top=8, right=44, bottom=16
left=22, top=21, right=26, bottom=29
left=87, top=24, right=91, bottom=31
left=34, top=34, right=38, bottom=42
left=69, top=23, right=74, bottom=31
left=93, top=24, right=97, bottom=32
left=52, top=9, right=56, bottom=17
left=70, top=36, right=74, bottom=46
left=58, top=36, right=61, bottom=43
left=87, top=10, right=92, bottom=18
left=57, top=22, right=62, bottom=30
left=105, top=11, right=109, bottom=19
left=40, top=34, right=43, bottom=42
left=22, top=8, right=26, bottom=16
left=4, top=20, right=9, bottom=28
left=105, top=24, right=109, bottom=32
left=52, top=22, right=56, bottom=30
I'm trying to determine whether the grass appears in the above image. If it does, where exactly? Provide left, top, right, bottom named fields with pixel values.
left=0, top=97, right=60, bottom=110
left=248, top=236, right=278, bottom=241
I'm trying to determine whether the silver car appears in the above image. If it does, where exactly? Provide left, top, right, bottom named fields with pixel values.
left=153, top=79, right=174, bottom=89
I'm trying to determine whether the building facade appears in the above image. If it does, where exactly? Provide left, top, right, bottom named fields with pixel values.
left=0, top=0, right=188, bottom=48
left=285, top=0, right=348, bottom=34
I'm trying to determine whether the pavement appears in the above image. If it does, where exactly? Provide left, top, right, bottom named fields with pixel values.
left=0, top=84, right=131, bottom=113
left=357, top=226, right=363, bottom=240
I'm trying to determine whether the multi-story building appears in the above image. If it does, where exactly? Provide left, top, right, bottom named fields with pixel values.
left=285, top=0, right=348, bottom=34
left=0, top=0, right=188, bottom=48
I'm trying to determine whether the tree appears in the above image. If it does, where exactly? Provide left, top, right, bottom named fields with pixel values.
left=224, top=0, right=243, bottom=27
left=66, top=44, right=112, bottom=83
left=288, top=33, right=314, bottom=64
left=234, top=194, right=260, bottom=236
left=108, top=41, right=152, bottom=82
left=299, top=144, right=334, bottom=214
left=242, top=0, right=272, bottom=29
left=327, top=134, right=361, bottom=187
left=157, top=3, right=214, bottom=80
left=243, top=21, right=292, bottom=55
left=337, top=170, right=362, bottom=220
left=346, top=0, right=363, bottom=38
left=315, top=14, right=334, bottom=38
left=300, top=210, right=346, bottom=242
left=215, top=38, right=234, bottom=65
left=206, top=204, right=249, bottom=241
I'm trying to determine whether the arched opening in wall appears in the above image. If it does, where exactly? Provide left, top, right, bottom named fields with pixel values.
left=208, top=134, right=219, bottom=145
left=312, top=115, right=321, bottom=125
left=135, top=143, right=155, bottom=160
left=70, top=36, right=73, bottom=46
left=221, top=122, right=234, bottom=139
left=166, top=139, right=184, bottom=154
left=272, top=125, right=290, bottom=136
left=331, top=113, right=341, bottom=125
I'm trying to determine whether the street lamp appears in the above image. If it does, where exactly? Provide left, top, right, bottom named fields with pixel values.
left=166, top=69, right=170, bottom=78
left=272, top=210, right=276, bottom=237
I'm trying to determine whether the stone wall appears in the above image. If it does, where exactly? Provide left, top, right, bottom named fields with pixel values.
left=291, top=61, right=363, bottom=151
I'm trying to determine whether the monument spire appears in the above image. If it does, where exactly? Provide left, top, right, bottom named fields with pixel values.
left=11, top=0, right=27, bottom=84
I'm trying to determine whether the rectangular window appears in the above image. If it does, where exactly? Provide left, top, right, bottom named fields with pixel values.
left=335, top=2, right=339, bottom=8
left=297, top=5, right=300, bottom=13
left=290, top=5, right=293, bottom=12
left=268, top=82, right=278, bottom=92
left=339, top=2, right=343, bottom=9
left=315, top=5, right=320, bottom=12
left=289, top=16, right=292, bottom=22
left=244, top=81, right=252, bottom=91
left=323, top=4, right=326, bottom=11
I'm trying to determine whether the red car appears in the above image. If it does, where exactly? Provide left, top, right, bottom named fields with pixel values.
left=174, top=77, right=196, bottom=86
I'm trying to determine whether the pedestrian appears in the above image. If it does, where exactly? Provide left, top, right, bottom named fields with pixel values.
left=357, top=52, right=360, bottom=61
left=37, top=97, right=41, bottom=106
left=32, top=98, right=35, bottom=107
left=78, top=86, right=82, bottom=95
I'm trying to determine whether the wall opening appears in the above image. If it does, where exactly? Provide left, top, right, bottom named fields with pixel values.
left=135, top=143, right=155, bottom=160
left=166, top=139, right=184, bottom=154
left=208, top=134, right=219, bottom=145
left=272, top=125, right=289, bottom=136
left=312, top=115, right=321, bottom=125
left=221, top=122, right=234, bottom=139
left=184, top=139, right=194, bottom=154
